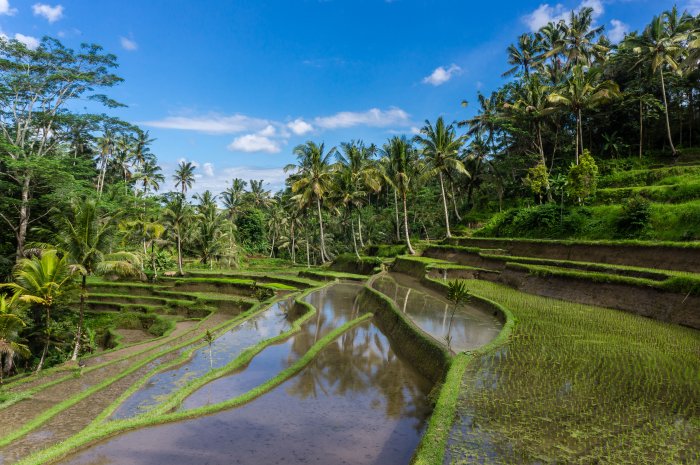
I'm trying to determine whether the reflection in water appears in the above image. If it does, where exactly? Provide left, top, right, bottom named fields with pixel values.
left=111, top=299, right=295, bottom=419
left=61, top=284, right=433, bottom=465
left=180, top=284, right=365, bottom=409
left=372, top=273, right=502, bottom=352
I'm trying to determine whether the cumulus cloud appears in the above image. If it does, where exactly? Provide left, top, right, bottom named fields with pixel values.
left=608, top=19, right=629, bottom=43
left=32, top=3, right=63, bottom=22
left=228, top=133, right=282, bottom=153
left=143, top=114, right=269, bottom=134
left=523, top=0, right=603, bottom=32
left=0, top=0, right=16, bottom=16
left=422, top=64, right=462, bottom=86
left=287, top=118, right=314, bottom=135
left=14, top=33, right=40, bottom=49
left=314, top=107, right=410, bottom=129
left=120, top=36, right=138, bottom=51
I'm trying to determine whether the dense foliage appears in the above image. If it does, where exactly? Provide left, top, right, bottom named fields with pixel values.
left=0, top=5, right=698, bottom=374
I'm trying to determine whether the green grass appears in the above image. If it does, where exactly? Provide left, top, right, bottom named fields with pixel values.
left=507, top=262, right=700, bottom=295
left=596, top=181, right=700, bottom=204
left=441, top=280, right=700, bottom=465
left=298, top=269, right=369, bottom=281
left=599, top=165, right=700, bottom=188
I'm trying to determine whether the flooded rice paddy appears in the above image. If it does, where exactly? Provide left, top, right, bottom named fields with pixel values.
left=371, top=273, right=502, bottom=352
left=60, top=283, right=434, bottom=465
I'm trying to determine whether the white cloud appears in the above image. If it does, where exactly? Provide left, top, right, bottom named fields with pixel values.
left=422, top=64, right=462, bottom=86
left=523, top=0, right=603, bottom=32
left=143, top=114, right=269, bottom=134
left=258, top=124, right=276, bottom=137
left=32, top=3, right=63, bottom=23
left=228, top=133, right=282, bottom=153
left=202, top=162, right=214, bottom=177
left=14, top=33, right=40, bottom=49
left=314, top=107, right=410, bottom=129
left=287, top=118, right=313, bottom=135
left=687, top=0, right=700, bottom=15
left=120, top=36, right=138, bottom=51
left=0, top=0, right=17, bottom=16
left=608, top=19, right=629, bottom=43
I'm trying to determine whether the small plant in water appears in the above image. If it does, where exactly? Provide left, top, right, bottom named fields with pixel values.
left=445, top=280, right=470, bottom=351
left=204, top=329, right=215, bottom=369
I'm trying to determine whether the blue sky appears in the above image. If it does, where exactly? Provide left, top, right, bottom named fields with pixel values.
left=0, top=0, right=693, bottom=194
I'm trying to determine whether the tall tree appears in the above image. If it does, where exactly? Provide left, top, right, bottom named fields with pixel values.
left=288, top=142, right=336, bottom=263
left=549, top=65, right=620, bottom=164
left=173, top=161, right=196, bottom=196
left=0, top=38, right=124, bottom=260
left=163, top=194, right=193, bottom=276
left=47, top=198, right=141, bottom=359
left=382, top=136, right=417, bottom=255
left=625, top=10, right=692, bottom=156
left=503, top=33, right=543, bottom=77
left=414, top=117, right=468, bottom=238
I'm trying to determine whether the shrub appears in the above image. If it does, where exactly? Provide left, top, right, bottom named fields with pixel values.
left=567, top=150, right=599, bottom=202
left=616, top=196, right=651, bottom=238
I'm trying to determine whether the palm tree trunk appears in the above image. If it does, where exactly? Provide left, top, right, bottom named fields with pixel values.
left=177, top=234, right=183, bottom=276
left=449, top=180, right=462, bottom=221
left=393, top=189, right=400, bottom=242
left=402, top=190, right=416, bottom=255
left=639, top=98, right=644, bottom=159
left=316, top=197, right=328, bottom=263
left=36, top=306, right=51, bottom=373
left=305, top=227, right=311, bottom=268
left=357, top=215, right=364, bottom=248
left=438, top=172, right=451, bottom=238
left=291, top=223, right=296, bottom=264
left=659, top=69, right=677, bottom=156
left=351, top=220, right=360, bottom=259
left=576, top=109, right=582, bottom=165
left=71, top=274, right=87, bottom=361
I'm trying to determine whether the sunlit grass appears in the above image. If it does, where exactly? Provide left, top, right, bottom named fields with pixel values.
left=445, top=279, right=700, bottom=465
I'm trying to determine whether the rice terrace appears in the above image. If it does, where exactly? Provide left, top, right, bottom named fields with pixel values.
left=0, top=1, right=698, bottom=464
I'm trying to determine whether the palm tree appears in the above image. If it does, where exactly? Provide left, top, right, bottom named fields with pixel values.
left=192, top=191, right=226, bottom=267
left=221, top=178, right=247, bottom=221
left=548, top=7, right=606, bottom=68
left=414, top=117, right=468, bottom=238
left=163, top=194, right=194, bottom=276
left=0, top=294, right=29, bottom=383
left=503, top=33, right=543, bottom=78
left=337, top=140, right=381, bottom=252
left=287, top=141, right=336, bottom=263
left=1, top=250, right=78, bottom=372
left=247, top=179, right=272, bottom=208
left=48, top=198, right=142, bottom=360
left=95, top=131, right=114, bottom=196
left=382, top=136, right=416, bottom=255
left=132, top=131, right=155, bottom=169
left=135, top=158, right=165, bottom=195
left=505, top=74, right=557, bottom=169
left=173, top=161, right=196, bottom=196
left=625, top=11, right=692, bottom=156
left=548, top=65, right=620, bottom=164
left=460, top=91, right=504, bottom=156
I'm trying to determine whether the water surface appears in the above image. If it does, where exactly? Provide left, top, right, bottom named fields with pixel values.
left=61, top=284, right=433, bottom=465
left=372, top=273, right=502, bottom=352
